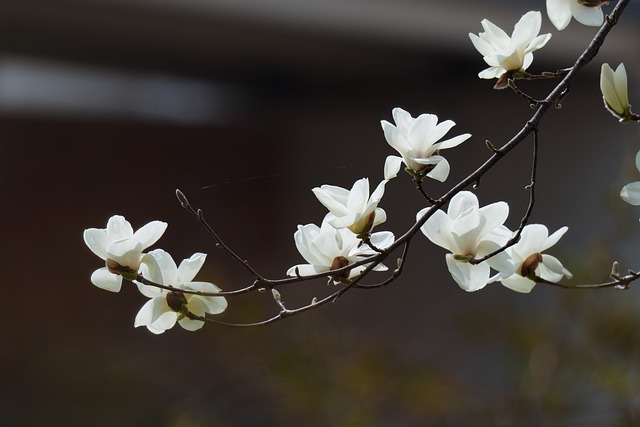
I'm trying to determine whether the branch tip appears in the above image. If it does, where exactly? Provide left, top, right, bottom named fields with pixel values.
left=175, top=189, right=190, bottom=208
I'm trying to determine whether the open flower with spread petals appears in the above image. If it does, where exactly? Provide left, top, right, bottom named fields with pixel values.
left=287, top=215, right=394, bottom=283
left=469, top=11, right=551, bottom=89
left=418, top=191, right=514, bottom=292
left=547, top=0, right=605, bottom=31
left=381, top=108, right=471, bottom=182
left=134, top=250, right=227, bottom=334
left=312, top=178, right=387, bottom=236
left=499, top=224, right=572, bottom=293
left=83, top=215, right=167, bottom=292
left=600, top=63, right=635, bottom=123
left=620, top=150, right=640, bottom=207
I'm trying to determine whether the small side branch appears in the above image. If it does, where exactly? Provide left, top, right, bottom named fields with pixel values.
left=469, top=128, right=538, bottom=265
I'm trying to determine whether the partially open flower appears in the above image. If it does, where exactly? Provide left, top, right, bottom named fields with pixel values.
left=83, top=215, right=167, bottom=292
left=469, top=11, right=551, bottom=89
left=600, top=63, right=633, bottom=123
left=287, top=215, right=394, bottom=283
left=499, top=224, right=572, bottom=293
left=312, top=178, right=387, bottom=236
left=381, top=108, right=470, bottom=182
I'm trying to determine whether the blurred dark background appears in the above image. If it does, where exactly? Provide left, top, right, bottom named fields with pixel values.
left=2, top=1, right=640, bottom=426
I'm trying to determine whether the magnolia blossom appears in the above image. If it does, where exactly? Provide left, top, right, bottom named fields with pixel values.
left=418, top=191, right=514, bottom=292
left=312, top=178, right=387, bottom=236
left=500, top=224, right=572, bottom=293
left=287, top=215, right=394, bottom=283
left=600, top=63, right=633, bottom=123
left=620, top=150, right=640, bottom=207
left=547, top=0, right=605, bottom=31
left=469, top=11, right=551, bottom=88
left=83, top=215, right=167, bottom=292
left=134, top=250, right=227, bottom=334
left=381, top=108, right=471, bottom=182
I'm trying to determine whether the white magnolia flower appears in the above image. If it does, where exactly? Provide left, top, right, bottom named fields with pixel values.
left=600, top=63, right=633, bottom=123
left=547, top=0, right=605, bottom=31
left=135, top=250, right=227, bottom=334
left=620, top=150, right=640, bottom=207
left=287, top=215, right=394, bottom=283
left=83, top=215, right=167, bottom=292
left=500, top=224, right=572, bottom=293
left=469, top=11, right=551, bottom=88
left=381, top=108, right=471, bottom=182
left=312, top=178, right=387, bottom=236
left=418, top=191, right=514, bottom=292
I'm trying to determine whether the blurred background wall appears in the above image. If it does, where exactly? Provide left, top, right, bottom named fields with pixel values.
left=2, top=1, right=640, bottom=426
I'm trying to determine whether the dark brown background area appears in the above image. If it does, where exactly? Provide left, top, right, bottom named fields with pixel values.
left=2, top=1, right=640, bottom=426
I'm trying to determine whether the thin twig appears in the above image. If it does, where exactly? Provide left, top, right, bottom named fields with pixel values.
left=469, top=127, right=538, bottom=265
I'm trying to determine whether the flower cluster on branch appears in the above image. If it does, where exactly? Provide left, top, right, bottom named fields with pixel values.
left=84, top=0, right=639, bottom=333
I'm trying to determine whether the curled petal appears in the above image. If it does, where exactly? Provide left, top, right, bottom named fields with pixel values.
left=445, top=254, right=490, bottom=292
left=90, top=267, right=123, bottom=292
left=426, top=157, right=450, bottom=182
left=500, top=274, right=536, bottom=293
left=384, top=155, right=403, bottom=180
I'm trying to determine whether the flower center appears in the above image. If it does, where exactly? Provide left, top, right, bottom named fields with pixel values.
left=520, top=253, right=542, bottom=279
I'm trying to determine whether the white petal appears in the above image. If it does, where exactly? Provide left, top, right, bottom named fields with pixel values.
left=511, top=11, right=541, bottom=49
left=569, top=1, right=604, bottom=26
left=133, top=220, right=168, bottom=250
left=613, top=63, right=629, bottom=111
left=426, top=157, right=450, bottom=182
left=478, top=201, right=509, bottom=239
left=421, top=209, right=457, bottom=252
left=135, top=281, right=165, bottom=299
left=445, top=254, right=490, bottom=292
left=547, top=0, right=572, bottom=31
left=139, top=251, right=164, bottom=284
left=512, top=224, right=548, bottom=258
left=177, top=252, right=206, bottom=284
left=600, top=63, right=624, bottom=115
left=621, top=182, right=640, bottom=206
left=134, top=297, right=176, bottom=334
left=345, top=178, right=369, bottom=214
left=287, top=263, right=328, bottom=277
left=538, top=254, right=571, bottom=282
left=313, top=186, right=350, bottom=217
left=83, top=228, right=109, bottom=260
left=145, top=249, right=178, bottom=285
left=541, top=226, right=568, bottom=252
left=481, top=19, right=511, bottom=50
left=90, top=267, right=123, bottom=292
left=500, top=274, right=536, bottom=293
left=408, top=114, right=438, bottom=153
left=437, top=133, right=472, bottom=150
left=384, top=155, right=403, bottom=180
left=470, top=32, right=496, bottom=58
left=106, top=215, right=134, bottom=240
left=391, top=107, right=414, bottom=132
left=106, top=238, right=143, bottom=270
left=366, top=231, right=395, bottom=251
left=448, top=191, right=479, bottom=219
